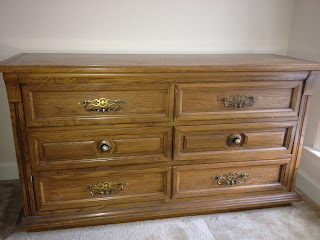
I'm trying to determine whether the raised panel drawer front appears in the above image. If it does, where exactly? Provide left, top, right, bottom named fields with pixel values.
left=28, top=127, right=172, bottom=170
left=22, top=83, right=174, bottom=127
left=174, top=122, right=297, bottom=161
left=175, top=81, right=303, bottom=121
left=173, top=160, right=289, bottom=199
left=33, top=166, right=171, bottom=212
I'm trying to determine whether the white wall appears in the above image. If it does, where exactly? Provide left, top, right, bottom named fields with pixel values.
left=287, top=0, right=320, bottom=205
left=0, top=0, right=296, bottom=179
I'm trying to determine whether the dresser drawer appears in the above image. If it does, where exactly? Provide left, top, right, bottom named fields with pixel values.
left=22, top=83, right=174, bottom=127
left=174, top=122, right=296, bottom=161
left=28, top=127, right=172, bottom=170
left=172, top=160, right=289, bottom=199
left=33, top=166, right=171, bottom=212
left=175, top=81, right=302, bottom=121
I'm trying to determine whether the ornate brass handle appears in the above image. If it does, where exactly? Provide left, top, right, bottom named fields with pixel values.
left=84, top=181, right=127, bottom=195
left=218, top=94, right=258, bottom=108
left=98, top=140, right=111, bottom=153
left=212, top=172, right=250, bottom=185
left=78, top=98, right=126, bottom=113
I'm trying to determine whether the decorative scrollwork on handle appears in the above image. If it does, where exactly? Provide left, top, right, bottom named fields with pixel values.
left=218, top=94, right=258, bottom=108
left=78, top=98, right=126, bottom=112
left=84, top=181, right=127, bottom=195
left=212, top=172, right=250, bottom=185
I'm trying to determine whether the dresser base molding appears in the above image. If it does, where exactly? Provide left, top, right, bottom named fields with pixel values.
left=18, top=192, right=301, bottom=232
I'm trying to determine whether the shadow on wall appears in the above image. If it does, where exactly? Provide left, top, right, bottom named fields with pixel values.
left=0, top=44, right=24, bottom=180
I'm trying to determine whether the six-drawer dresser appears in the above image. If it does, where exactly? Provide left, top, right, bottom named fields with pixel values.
left=0, top=53, right=319, bottom=231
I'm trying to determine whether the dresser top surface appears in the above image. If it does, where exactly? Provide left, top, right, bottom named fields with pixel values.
left=1, top=53, right=319, bottom=73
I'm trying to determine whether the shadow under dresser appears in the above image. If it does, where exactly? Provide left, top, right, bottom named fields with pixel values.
left=0, top=53, right=319, bottom=231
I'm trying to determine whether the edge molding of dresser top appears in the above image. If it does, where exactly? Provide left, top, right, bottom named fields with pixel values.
left=0, top=53, right=319, bottom=231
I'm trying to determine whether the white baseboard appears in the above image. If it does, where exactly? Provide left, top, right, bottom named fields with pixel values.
left=296, top=170, right=320, bottom=206
left=296, top=146, right=320, bottom=206
left=0, top=161, right=19, bottom=180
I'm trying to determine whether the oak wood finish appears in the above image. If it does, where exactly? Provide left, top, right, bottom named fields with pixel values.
left=172, top=159, right=289, bottom=199
left=4, top=73, right=36, bottom=216
left=1, top=53, right=320, bottom=73
left=175, top=81, right=302, bottom=121
left=15, top=71, right=310, bottom=84
left=33, top=166, right=171, bottom=213
left=19, top=192, right=300, bottom=232
left=27, top=126, right=172, bottom=170
left=22, top=83, right=174, bottom=127
left=1, top=54, right=319, bottom=231
left=174, top=122, right=297, bottom=161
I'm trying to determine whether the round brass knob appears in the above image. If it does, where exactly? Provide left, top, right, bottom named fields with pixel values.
left=234, top=137, right=241, bottom=145
left=98, top=141, right=111, bottom=153
left=229, top=134, right=242, bottom=146
left=100, top=144, right=110, bottom=152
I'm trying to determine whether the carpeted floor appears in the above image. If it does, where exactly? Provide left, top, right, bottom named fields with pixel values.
left=1, top=180, right=320, bottom=240
left=0, top=180, right=22, bottom=240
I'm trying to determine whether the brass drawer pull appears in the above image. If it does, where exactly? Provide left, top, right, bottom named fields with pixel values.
left=78, top=98, right=126, bottom=112
left=98, top=140, right=111, bottom=153
left=84, top=181, right=127, bottom=195
left=218, top=94, right=258, bottom=108
left=228, top=133, right=243, bottom=146
left=212, top=172, right=250, bottom=185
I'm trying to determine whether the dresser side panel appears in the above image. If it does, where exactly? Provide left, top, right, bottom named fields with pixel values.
left=3, top=73, right=36, bottom=216
left=288, top=94, right=312, bottom=191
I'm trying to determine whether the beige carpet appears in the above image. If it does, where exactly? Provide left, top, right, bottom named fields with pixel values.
left=1, top=180, right=320, bottom=240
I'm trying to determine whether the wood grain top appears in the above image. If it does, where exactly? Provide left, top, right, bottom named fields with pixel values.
left=0, top=53, right=320, bottom=73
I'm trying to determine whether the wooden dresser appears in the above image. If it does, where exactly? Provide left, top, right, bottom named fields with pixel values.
left=0, top=54, right=319, bottom=231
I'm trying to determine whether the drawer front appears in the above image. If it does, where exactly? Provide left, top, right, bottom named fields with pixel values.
left=28, top=127, right=172, bottom=170
left=22, top=83, right=174, bottom=127
left=33, top=166, right=171, bottom=212
left=173, top=160, right=289, bottom=199
left=174, top=122, right=297, bottom=161
left=175, top=81, right=302, bottom=121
